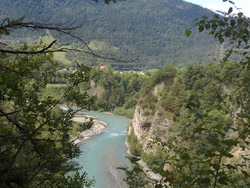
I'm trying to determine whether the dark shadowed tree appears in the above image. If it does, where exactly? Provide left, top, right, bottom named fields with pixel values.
left=0, top=0, right=119, bottom=187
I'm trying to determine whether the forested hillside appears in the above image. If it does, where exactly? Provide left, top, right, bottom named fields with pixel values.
left=82, top=66, right=145, bottom=117
left=126, top=62, right=250, bottom=187
left=0, top=0, right=219, bottom=69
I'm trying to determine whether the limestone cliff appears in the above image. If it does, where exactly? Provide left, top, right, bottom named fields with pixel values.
left=128, top=105, right=174, bottom=154
left=87, top=80, right=105, bottom=99
left=127, top=81, right=174, bottom=154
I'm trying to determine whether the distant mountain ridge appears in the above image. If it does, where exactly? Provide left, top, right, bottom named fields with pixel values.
left=0, top=0, right=220, bottom=69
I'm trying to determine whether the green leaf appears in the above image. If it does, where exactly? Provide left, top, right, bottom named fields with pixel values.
left=218, top=177, right=229, bottom=185
left=230, top=19, right=236, bottom=26
left=194, top=127, right=206, bottom=133
left=126, top=156, right=140, bottom=164
left=241, top=170, right=250, bottom=177
left=199, top=26, right=204, bottom=32
left=201, top=178, right=211, bottom=184
left=194, top=111, right=206, bottom=118
left=225, top=164, right=237, bottom=170
left=238, top=12, right=243, bottom=17
left=222, top=139, right=237, bottom=146
left=223, top=72, right=232, bottom=80
left=185, top=30, right=192, bottom=37
left=181, top=153, right=190, bottom=160
left=228, top=7, right=233, bottom=14
left=219, top=37, right=224, bottom=44
left=183, top=175, right=193, bottom=183
left=237, top=18, right=244, bottom=25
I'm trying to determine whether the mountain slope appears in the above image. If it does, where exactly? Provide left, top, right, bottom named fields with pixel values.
left=0, top=0, right=219, bottom=69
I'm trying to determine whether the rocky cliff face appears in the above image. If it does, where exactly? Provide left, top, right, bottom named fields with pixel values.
left=128, top=106, right=174, bottom=153
left=128, top=82, right=174, bottom=154
left=87, top=80, right=105, bottom=99
left=127, top=64, right=250, bottom=187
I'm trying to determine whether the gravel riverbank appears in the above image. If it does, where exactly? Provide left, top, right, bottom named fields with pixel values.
left=72, top=115, right=107, bottom=144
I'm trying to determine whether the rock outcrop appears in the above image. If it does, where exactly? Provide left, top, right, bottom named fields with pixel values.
left=128, top=82, right=174, bottom=153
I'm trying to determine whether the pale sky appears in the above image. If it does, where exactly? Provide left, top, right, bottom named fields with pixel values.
left=184, top=0, right=250, bottom=17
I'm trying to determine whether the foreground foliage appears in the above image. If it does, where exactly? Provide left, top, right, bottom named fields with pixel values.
left=0, top=47, right=95, bottom=187
left=0, top=14, right=99, bottom=188
left=0, top=1, right=120, bottom=187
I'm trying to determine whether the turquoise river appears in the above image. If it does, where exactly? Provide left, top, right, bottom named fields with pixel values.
left=75, top=110, right=131, bottom=188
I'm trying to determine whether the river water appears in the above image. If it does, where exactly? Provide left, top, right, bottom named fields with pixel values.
left=75, top=110, right=131, bottom=188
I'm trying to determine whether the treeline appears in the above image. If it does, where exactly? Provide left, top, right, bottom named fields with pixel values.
left=80, top=66, right=146, bottom=117
left=42, top=65, right=144, bottom=117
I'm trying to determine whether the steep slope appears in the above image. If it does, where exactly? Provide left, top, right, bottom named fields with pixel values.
left=0, top=0, right=219, bottom=69
left=126, top=62, right=250, bottom=186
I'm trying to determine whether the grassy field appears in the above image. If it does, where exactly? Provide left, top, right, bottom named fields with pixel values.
left=39, top=32, right=72, bottom=65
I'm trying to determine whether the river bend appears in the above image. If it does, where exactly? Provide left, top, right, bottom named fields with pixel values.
left=75, top=110, right=130, bottom=188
